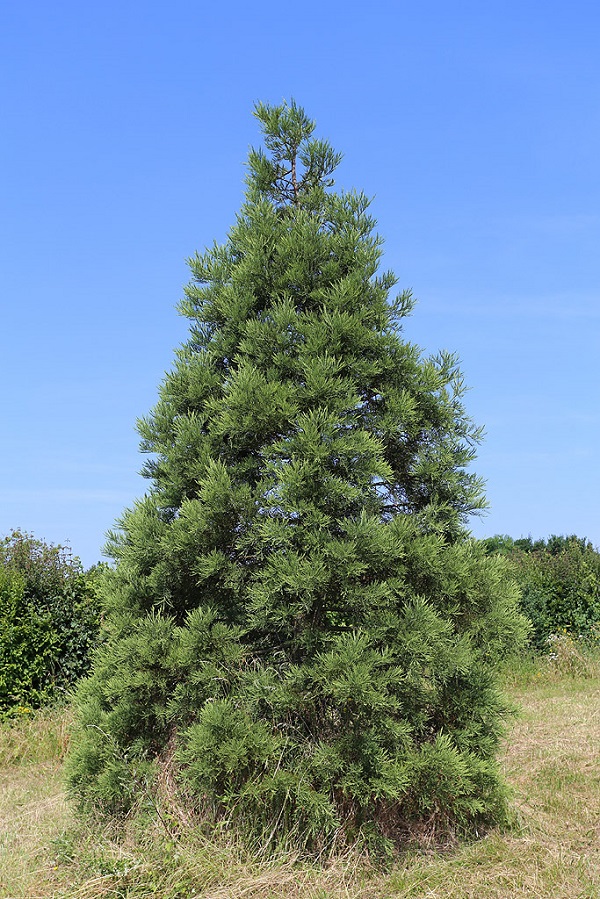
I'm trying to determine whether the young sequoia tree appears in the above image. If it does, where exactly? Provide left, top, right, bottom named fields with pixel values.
left=68, top=102, right=527, bottom=851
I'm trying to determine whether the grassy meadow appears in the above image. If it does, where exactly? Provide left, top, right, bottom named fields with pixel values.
left=1, top=652, right=598, bottom=899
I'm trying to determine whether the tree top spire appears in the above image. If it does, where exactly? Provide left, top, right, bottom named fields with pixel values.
left=247, top=99, right=343, bottom=208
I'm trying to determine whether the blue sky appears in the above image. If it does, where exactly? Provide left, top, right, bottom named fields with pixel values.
left=1, top=1, right=599, bottom=567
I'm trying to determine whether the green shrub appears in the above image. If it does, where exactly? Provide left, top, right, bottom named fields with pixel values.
left=0, top=531, right=102, bottom=718
left=482, top=535, right=600, bottom=649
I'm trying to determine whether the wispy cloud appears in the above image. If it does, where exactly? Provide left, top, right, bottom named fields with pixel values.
left=497, top=212, right=600, bottom=236
left=480, top=447, right=596, bottom=465
left=420, top=293, right=600, bottom=320
left=1, top=488, right=135, bottom=504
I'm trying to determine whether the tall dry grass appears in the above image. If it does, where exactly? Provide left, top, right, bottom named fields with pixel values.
left=0, top=653, right=598, bottom=898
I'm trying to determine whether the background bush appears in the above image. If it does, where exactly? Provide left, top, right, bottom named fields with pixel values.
left=0, top=530, right=102, bottom=718
left=482, top=535, right=600, bottom=650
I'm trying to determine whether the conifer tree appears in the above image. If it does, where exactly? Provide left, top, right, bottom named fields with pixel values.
left=68, top=101, right=528, bottom=852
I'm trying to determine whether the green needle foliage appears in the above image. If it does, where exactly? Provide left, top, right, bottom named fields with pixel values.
left=67, top=101, right=528, bottom=853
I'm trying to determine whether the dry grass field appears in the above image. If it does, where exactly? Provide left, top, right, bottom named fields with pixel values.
left=1, top=658, right=598, bottom=899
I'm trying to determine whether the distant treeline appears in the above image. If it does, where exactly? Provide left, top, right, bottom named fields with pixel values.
left=481, top=534, right=600, bottom=649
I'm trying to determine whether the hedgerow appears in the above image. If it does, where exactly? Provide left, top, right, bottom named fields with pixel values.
left=0, top=530, right=101, bottom=718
